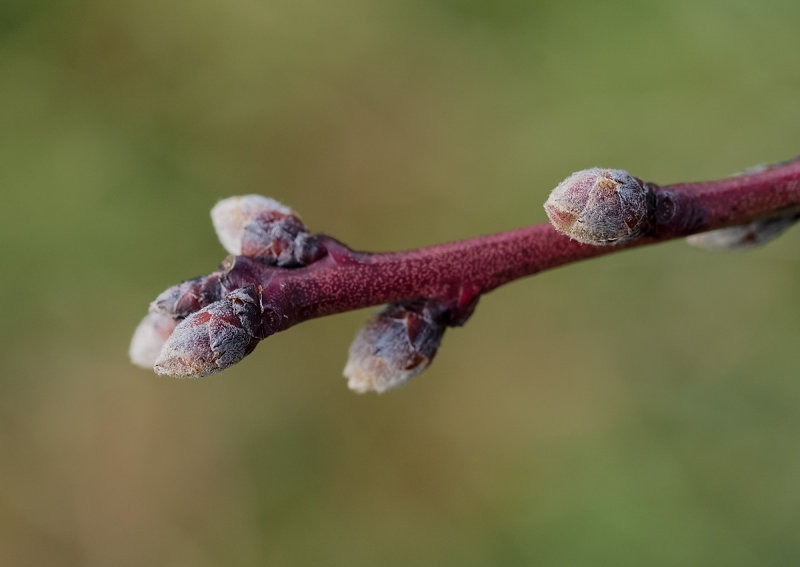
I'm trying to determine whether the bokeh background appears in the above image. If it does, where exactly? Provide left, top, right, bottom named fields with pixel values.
left=3, top=0, right=800, bottom=565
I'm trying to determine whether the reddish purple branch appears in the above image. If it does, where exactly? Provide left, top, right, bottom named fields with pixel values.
left=139, top=158, right=800, bottom=380
left=650, top=158, right=800, bottom=238
left=234, top=158, right=800, bottom=334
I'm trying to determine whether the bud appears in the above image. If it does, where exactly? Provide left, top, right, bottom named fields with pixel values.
left=154, top=287, right=261, bottom=378
left=150, top=273, right=223, bottom=319
left=240, top=210, right=320, bottom=266
left=129, top=313, right=178, bottom=369
left=211, top=195, right=292, bottom=254
left=687, top=211, right=799, bottom=250
left=687, top=159, right=800, bottom=250
left=343, top=300, right=447, bottom=394
left=544, top=168, right=654, bottom=245
left=734, top=156, right=798, bottom=176
left=211, top=195, right=319, bottom=266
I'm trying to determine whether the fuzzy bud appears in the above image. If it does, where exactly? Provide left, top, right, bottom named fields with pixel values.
left=129, top=313, right=178, bottom=369
left=544, top=168, right=654, bottom=245
left=211, top=195, right=319, bottom=266
left=343, top=300, right=447, bottom=394
left=154, top=286, right=261, bottom=378
left=211, top=195, right=292, bottom=254
left=734, top=157, right=798, bottom=176
left=687, top=211, right=800, bottom=250
left=150, top=273, right=223, bottom=319
left=687, top=159, right=800, bottom=250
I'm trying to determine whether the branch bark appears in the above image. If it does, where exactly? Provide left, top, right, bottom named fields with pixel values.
left=251, top=157, right=800, bottom=327
left=132, top=157, right=800, bottom=382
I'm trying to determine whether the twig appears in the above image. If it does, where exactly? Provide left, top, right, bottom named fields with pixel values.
left=130, top=158, right=800, bottom=391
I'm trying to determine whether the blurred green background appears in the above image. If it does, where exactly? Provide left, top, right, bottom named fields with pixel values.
left=2, top=0, right=800, bottom=565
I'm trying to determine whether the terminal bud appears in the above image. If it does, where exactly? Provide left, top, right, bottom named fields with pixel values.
left=544, top=168, right=654, bottom=245
left=154, top=286, right=262, bottom=378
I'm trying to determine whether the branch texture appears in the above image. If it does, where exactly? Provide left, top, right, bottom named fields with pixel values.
left=130, top=157, right=800, bottom=391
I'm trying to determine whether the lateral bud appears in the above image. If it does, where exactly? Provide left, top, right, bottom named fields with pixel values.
left=211, top=195, right=321, bottom=266
left=343, top=300, right=448, bottom=394
left=687, top=210, right=800, bottom=250
left=154, top=286, right=262, bottom=378
left=150, top=272, right=223, bottom=319
left=544, top=168, right=654, bottom=245
left=129, top=313, right=178, bottom=369
left=687, top=159, right=800, bottom=250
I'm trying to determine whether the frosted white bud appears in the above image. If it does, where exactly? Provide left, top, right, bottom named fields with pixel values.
left=211, top=195, right=319, bottom=266
left=687, top=159, right=800, bottom=250
left=129, top=313, right=177, bottom=369
left=211, top=195, right=294, bottom=255
left=687, top=212, right=799, bottom=250
left=544, top=168, right=654, bottom=245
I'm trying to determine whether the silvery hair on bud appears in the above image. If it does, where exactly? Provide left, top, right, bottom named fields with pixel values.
left=687, top=160, right=800, bottom=250
left=211, top=195, right=294, bottom=256
left=343, top=301, right=447, bottom=394
left=211, top=195, right=318, bottom=266
left=153, top=287, right=261, bottom=378
left=544, top=168, right=654, bottom=245
left=129, top=313, right=177, bottom=369
left=687, top=211, right=800, bottom=250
